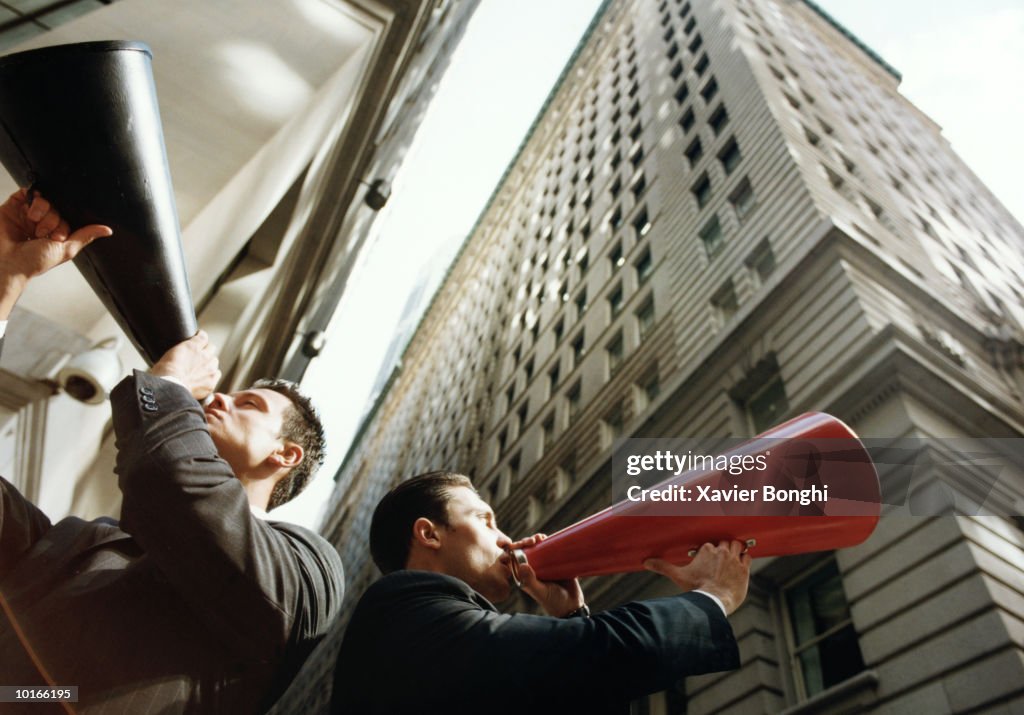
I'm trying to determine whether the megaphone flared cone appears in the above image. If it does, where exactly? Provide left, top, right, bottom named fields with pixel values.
left=0, top=41, right=196, bottom=364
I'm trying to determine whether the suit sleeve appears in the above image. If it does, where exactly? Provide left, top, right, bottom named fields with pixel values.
left=111, top=370, right=344, bottom=658
left=450, top=593, right=737, bottom=702
left=0, top=476, right=51, bottom=578
left=338, top=572, right=739, bottom=710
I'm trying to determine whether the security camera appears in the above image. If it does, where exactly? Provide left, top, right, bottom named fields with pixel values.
left=56, top=338, right=123, bottom=404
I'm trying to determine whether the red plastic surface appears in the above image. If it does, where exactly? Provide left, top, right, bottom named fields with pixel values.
left=520, top=412, right=881, bottom=580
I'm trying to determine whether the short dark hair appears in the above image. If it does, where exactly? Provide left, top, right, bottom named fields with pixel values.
left=252, top=378, right=326, bottom=510
left=370, top=471, right=475, bottom=574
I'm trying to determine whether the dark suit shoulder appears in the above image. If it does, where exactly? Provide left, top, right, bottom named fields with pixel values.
left=361, top=569, right=478, bottom=602
left=262, top=519, right=345, bottom=631
left=348, top=571, right=485, bottom=628
left=266, top=518, right=343, bottom=571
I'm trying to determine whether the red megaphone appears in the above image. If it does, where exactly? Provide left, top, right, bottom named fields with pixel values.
left=508, top=412, right=880, bottom=581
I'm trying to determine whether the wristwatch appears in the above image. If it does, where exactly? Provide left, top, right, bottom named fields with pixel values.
left=562, top=604, right=591, bottom=618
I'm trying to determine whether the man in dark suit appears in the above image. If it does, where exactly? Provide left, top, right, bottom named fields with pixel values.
left=331, top=471, right=750, bottom=715
left=0, top=190, right=345, bottom=712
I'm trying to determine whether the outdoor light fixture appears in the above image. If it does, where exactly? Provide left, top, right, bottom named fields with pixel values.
left=302, top=330, right=327, bottom=358
left=361, top=178, right=390, bottom=211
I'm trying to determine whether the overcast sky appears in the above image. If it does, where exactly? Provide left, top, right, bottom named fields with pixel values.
left=274, top=0, right=1024, bottom=528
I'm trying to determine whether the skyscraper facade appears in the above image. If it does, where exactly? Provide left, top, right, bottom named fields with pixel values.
left=322, top=0, right=1024, bottom=711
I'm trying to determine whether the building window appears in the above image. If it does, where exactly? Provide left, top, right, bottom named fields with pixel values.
left=746, top=238, right=776, bottom=284
left=629, top=145, right=644, bottom=169
left=632, top=206, right=651, bottom=238
left=609, top=205, right=623, bottom=231
left=694, top=52, right=709, bottom=75
left=719, top=137, right=742, bottom=174
left=609, top=241, right=624, bottom=268
left=670, top=60, right=684, bottom=80
left=575, top=287, right=588, bottom=317
left=548, top=362, right=561, bottom=396
left=688, top=34, right=703, bottom=54
left=667, top=41, right=679, bottom=59
left=497, top=427, right=508, bottom=456
left=571, top=332, right=585, bottom=368
left=783, top=559, right=866, bottom=699
left=692, top=172, right=711, bottom=208
left=566, top=380, right=582, bottom=424
left=679, top=107, right=695, bottom=133
left=700, top=76, right=718, bottom=102
left=731, top=354, right=789, bottom=432
left=608, top=283, right=624, bottom=318
left=675, top=82, right=690, bottom=105
left=607, top=331, right=625, bottom=375
left=824, top=164, right=844, bottom=190
left=729, top=176, right=755, bottom=219
left=749, top=374, right=788, bottom=431
left=631, top=171, right=647, bottom=199
left=558, top=450, right=578, bottom=486
left=685, top=136, right=703, bottom=166
left=700, top=215, right=724, bottom=258
left=517, top=402, right=529, bottom=434
left=610, top=175, right=623, bottom=199
left=542, top=413, right=556, bottom=452
left=637, top=362, right=661, bottom=408
left=709, top=104, right=730, bottom=135
left=711, top=279, right=739, bottom=323
left=636, top=294, right=655, bottom=340
left=602, top=402, right=626, bottom=447
left=553, top=317, right=565, bottom=342
left=508, top=451, right=521, bottom=483
left=635, top=247, right=653, bottom=284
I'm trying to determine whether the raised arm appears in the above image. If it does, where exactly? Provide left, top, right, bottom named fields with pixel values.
left=110, top=341, right=342, bottom=658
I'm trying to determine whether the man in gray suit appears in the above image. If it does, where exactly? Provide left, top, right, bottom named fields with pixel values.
left=0, top=190, right=344, bottom=713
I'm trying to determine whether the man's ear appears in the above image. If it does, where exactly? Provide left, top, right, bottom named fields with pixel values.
left=411, top=517, right=443, bottom=551
left=269, top=442, right=303, bottom=470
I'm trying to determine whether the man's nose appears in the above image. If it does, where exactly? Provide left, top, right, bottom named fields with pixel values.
left=208, top=392, right=229, bottom=410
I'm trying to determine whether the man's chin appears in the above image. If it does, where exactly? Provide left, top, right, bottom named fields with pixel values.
left=488, top=574, right=515, bottom=603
